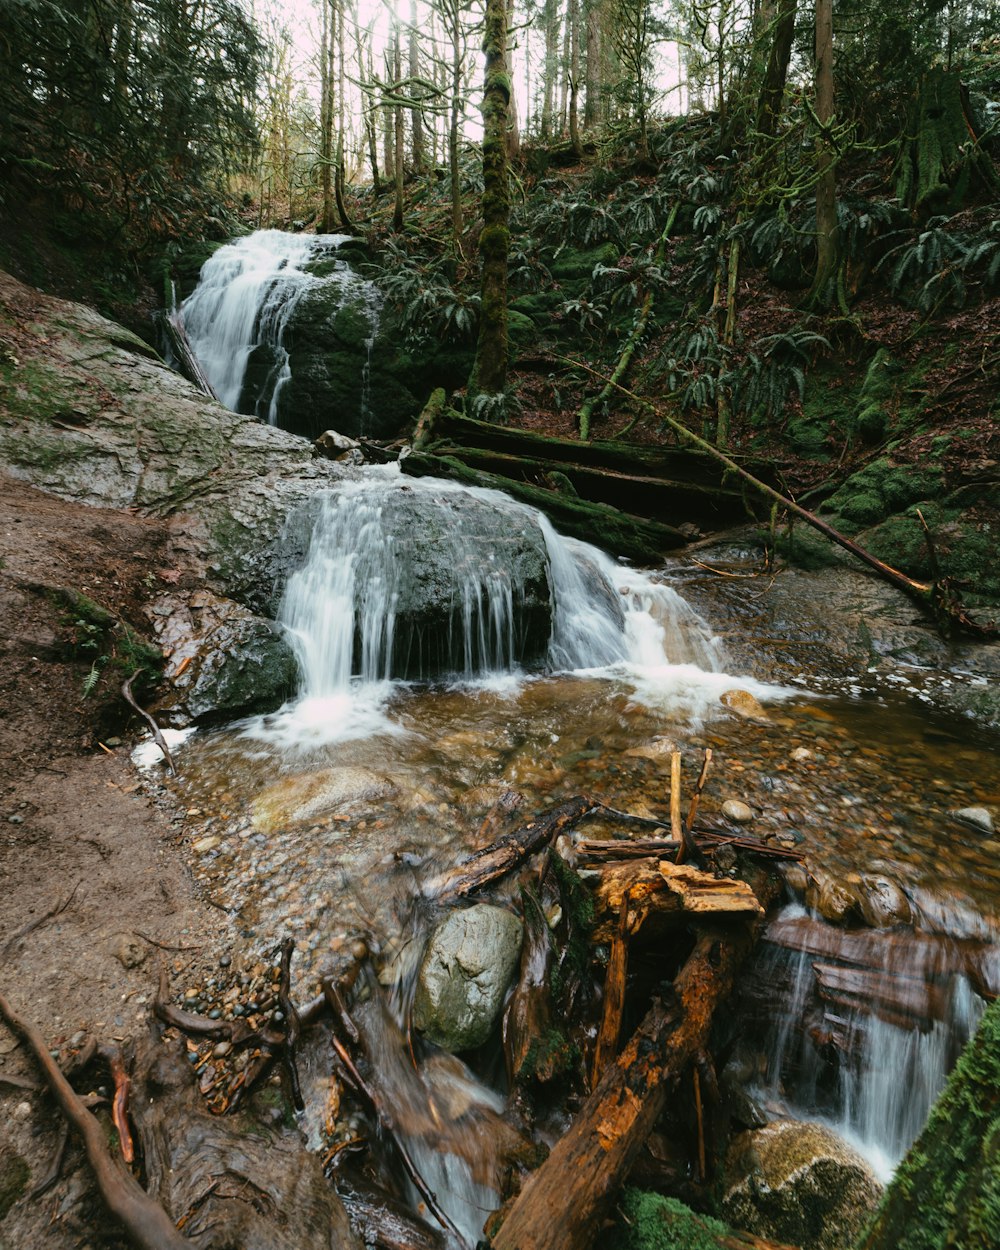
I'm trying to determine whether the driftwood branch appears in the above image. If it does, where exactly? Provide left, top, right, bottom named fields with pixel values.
left=122, top=673, right=176, bottom=775
left=0, top=989, right=189, bottom=1250
left=434, top=796, right=599, bottom=899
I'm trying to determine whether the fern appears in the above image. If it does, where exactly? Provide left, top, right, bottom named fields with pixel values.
left=81, top=658, right=105, bottom=699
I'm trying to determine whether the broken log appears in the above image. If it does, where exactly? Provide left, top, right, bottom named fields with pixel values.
left=591, top=892, right=630, bottom=1088
left=435, top=796, right=599, bottom=899
left=503, top=884, right=559, bottom=1086
left=590, top=858, right=763, bottom=941
left=0, top=989, right=190, bottom=1250
left=576, top=834, right=804, bottom=862
left=489, top=869, right=782, bottom=1250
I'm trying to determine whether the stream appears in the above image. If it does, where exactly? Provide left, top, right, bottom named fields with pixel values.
left=159, top=231, right=1000, bottom=1237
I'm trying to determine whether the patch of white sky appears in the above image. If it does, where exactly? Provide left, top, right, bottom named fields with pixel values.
left=256, top=0, right=688, bottom=174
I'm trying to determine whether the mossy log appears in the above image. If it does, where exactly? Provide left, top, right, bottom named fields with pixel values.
left=412, top=407, right=767, bottom=485
left=489, top=870, right=782, bottom=1250
left=854, top=996, right=1000, bottom=1250
left=612, top=1189, right=799, bottom=1250
left=425, top=445, right=750, bottom=525
left=401, top=451, right=689, bottom=561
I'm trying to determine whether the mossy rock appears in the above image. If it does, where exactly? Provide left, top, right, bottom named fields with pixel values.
left=510, top=291, right=562, bottom=320
left=508, top=309, right=537, bottom=348
left=824, top=459, right=945, bottom=528
left=550, top=243, right=619, bottom=282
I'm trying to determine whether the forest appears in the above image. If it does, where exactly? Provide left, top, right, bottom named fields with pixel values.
left=0, top=0, right=999, bottom=1248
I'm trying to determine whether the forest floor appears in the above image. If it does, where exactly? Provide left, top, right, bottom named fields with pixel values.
left=0, top=474, right=229, bottom=1248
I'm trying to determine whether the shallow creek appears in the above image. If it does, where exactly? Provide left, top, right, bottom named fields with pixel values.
left=143, top=514, right=1000, bottom=1192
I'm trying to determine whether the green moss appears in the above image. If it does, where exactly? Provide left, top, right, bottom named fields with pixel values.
left=610, top=1190, right=736, bottom=1250
left=550, top=243, right=619, bottom=282
left=857, top=998, right=1000, bottom=1250
left=0, top=1147, right=29, bottom=1221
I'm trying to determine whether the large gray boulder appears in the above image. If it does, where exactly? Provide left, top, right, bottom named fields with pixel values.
left=280, top=481, right=555, bottom=679
left=412, top=905, right=524, bottom=1052
left=722, top=1118, right=883, bottom=1250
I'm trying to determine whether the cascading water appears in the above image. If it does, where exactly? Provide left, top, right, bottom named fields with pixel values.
left=245, top=465, right=783, bottom=750
left=745, top=903, right=1000, bottom=1179
left=177, top=229, right=381, bottom=426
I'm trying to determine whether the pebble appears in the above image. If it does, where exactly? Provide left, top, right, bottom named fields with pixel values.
left=722, top=799, right=754, bottom=824
left=193, top=835, right=221, bottom=853
left=951, top=806, right=995, bottom=834
left=212, top=1041, right=232, bottom=1058
left=13, top=1100, right=32, bottom=1119
left=790, top=747, right=813, bottom=763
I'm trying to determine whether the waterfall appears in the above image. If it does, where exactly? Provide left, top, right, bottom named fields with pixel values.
left=747, top=904, right=998, bottom=1179
left=246, top=467, right=785, bottom=749
left=178, top=229, right=381, bottom=426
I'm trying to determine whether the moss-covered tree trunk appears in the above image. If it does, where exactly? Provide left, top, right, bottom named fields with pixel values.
left=808, top=0, right=839, bottom=308
left=470, top=0, right=511, bottom=399
left=856, top=997, right=1000, bottom=1250
left=755, top=0, right=797, bottom=135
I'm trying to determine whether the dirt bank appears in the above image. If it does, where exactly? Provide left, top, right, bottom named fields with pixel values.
left=0, top=475, right=229, bottom=1249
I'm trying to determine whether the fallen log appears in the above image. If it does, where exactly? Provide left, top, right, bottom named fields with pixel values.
left=434, top=796, right=599, bottom=899
left=576, top=835, right=803, bottom=862
left=558, top=357, right=998, bottom=638
left=489, top=868, right=782, bottom=1250
left=0, top=989, right=190, bottom=1250
left=402, top=451, right=689, bottom=562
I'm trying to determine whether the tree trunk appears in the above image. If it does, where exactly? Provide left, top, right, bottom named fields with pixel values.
left=584, top=0, right=602, bottom=126
left=409, top=0, right=425, bottom=170
left=335, top=0, right=353, bottom=230
left=541, top=0, right=559, bottom=138
left=568, top=0, right=582, bottom=157
left=809, top=0, right=839, bottom=306
left=755, top=0, right=798, bottom=135
left=470, top=0, right=511, bottom=398
left=319, top=0, right=336, bottom=232
left=449, top=3, right=464, bottom=245
left=392, top=23, right=405, bottom=232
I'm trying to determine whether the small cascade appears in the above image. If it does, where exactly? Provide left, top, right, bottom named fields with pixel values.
left=247, top=466, right=786, bottom=749
left=745, top=904, right=1000, bottom=1178
left=178, top=229, right=380, bottom=425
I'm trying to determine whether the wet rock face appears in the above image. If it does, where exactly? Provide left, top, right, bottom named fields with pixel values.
left=277, top=286, right=417, bottom=441
left=412, top=905, right=524, bottom=1052
left=722, top=1118, right=883, bottom=1250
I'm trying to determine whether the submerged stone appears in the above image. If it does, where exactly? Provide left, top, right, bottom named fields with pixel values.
left=412, top=904, right=524, bottom=1051
left=251, top=767, right=396, bottom=834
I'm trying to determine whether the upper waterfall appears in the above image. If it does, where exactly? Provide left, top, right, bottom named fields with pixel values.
left=178, top=230, right=382, bottom=430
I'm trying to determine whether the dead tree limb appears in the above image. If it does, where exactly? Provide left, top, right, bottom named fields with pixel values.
left=0, top=989, right=190, bottom=1250
left=435, top=796, right=599, bottom=899
left=557, top=356, right=998, bottom=638
left=490, top=871, right=782, bottom=1250
left=2, top=880, right=81, bottom=958
left=122, top=673, right=177, bottom=774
